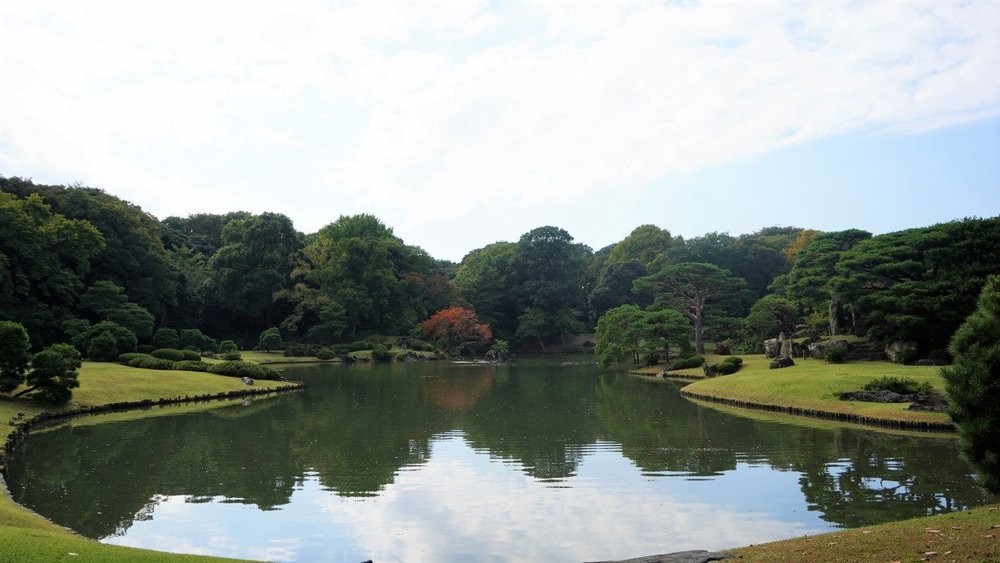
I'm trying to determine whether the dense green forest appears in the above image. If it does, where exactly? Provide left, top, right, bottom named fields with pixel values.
left=2, top=176, right=998, bottom=364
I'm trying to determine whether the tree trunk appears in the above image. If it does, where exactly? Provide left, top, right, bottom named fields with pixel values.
left=537, top=336, right=546, bottom=351
left=694, top=315, right=705, bottom=354
left=12, top=386, right=36, bottom=398
left=828, top=298, right=840, bottom=336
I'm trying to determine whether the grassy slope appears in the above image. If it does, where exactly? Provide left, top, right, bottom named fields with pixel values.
left=732, top=504, right=1000, bottom=562
left=0, top=362, right=298, bottom=562
left=677, top=354, right=950, bottom=425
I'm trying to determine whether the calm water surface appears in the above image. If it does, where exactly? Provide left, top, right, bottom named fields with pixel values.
left=6, top=357, right=995, bottom=562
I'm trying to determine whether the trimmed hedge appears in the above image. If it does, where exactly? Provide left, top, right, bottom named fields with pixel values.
left=208, top=361, right=280, bottom=380
left=672, top=355, right=705, bottom=369
left=715, top=362, right=740, bottom=375
left=117, top=352, right=152, bottom=365
left=721, top=356, right=743, bottom=366
left=152, top=348, right=186, bottom=362
left=863, top=376, right=934, bottom=395
left=284, top=343, right=322, bottom=357
left=172, top=360, right=209, bottom=372
left=316, top=348, right=336, bottom=360
left=127, top=356, right=175, bottom=370
left=181, top=349, right=201, bottom=361
left=220, top=351, right=242, bottom=361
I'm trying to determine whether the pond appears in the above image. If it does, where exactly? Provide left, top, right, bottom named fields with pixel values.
left=5, top=357, right=995, bottom=562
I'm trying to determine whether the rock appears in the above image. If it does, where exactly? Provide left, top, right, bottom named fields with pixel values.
left=588, top=550, right=734, bottom=563
left=769, top=356, right=795, bottom=369
left=885, top=341, right=918, bottom=364
left=713, top=340, right=732, bottom=355
left=703, top=364, right=719, bottom=377
left=909, top=394, right=949, bottom=412
left=763, top=338, right=781, bottom=358
left=839, top=390, right=912, bottom=403
left=240, top=377, right=254, bottom=386
left=779, top=339, right=793, bottom=358
left=807, top=339, right=851, bottom=359
left=582, top=340, right=596, bottom=348
left=915, top=358, right=949, bottom=366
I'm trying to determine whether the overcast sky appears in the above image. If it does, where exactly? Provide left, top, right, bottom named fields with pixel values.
left=1, top=1, right=998, bottom=261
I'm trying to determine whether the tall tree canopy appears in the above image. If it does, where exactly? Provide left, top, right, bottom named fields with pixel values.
left=834, top=217, right=1000, bottom=352
left=634, top=262, right=745, bottom=354
left=0, top=191, right=104, bottom=346
left=605, top=224, right=673, bottom=270
left=454, top=242, right=519, bottom=337
left=205, top=212, right=303, bottom=335
left=943, top=275, right=1000, bottom=493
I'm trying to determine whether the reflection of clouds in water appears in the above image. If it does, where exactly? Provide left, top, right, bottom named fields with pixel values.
left=103, top=435, right=823, bottom=562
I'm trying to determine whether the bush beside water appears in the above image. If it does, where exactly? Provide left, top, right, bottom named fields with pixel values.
left=864, top=376, right=935, bottom=396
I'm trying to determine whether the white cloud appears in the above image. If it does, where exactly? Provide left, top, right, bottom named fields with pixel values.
left=1, top=0, right=997, bottom=254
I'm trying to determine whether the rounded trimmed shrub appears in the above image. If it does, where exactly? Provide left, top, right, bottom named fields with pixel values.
left=117, top=352, right=152, bottom=365
left=721, top=356, right=743, bottom=366
left=181, top=349, right=201, bottom=361
left=220, top=351, right=242, bottom=361
left=172, top=360, right=209, bottom=372
left=151, top=348, right=186, bottom=362
left=864, top=376, right=934, bottom=395
left=715, top=362, right=740, bottom=375
left=219, top=340, right=239, bottom=353
left=316, top=348, right=335, bottom=360
left=671, top=355, right=705, bottom=369
left=371, top=343, right=393, bottom=362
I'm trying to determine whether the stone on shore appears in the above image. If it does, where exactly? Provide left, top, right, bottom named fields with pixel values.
left=588, top=550, right=734, bottom=563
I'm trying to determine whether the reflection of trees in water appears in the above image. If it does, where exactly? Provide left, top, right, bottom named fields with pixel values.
left=6, top=361, right=996, bottom=539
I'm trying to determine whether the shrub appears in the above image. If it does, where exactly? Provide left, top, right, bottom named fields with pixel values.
left=864, top=376, right=934, bottom=396
left=371, top=343, right=393, bottom=362
left=716, top=362, right=740, bottom=375
left=347, top=340, right=372, bottom=352
left=824, top=347, right=848, bottom=363
left=208, top=361, right=280, bottom=380
left=151, top=327, right=180, bottom=350
left=179, top=329, right=218, bottom=353
left=671, top=355, right=705, bottom=369
left=72, top=321, right=137, bottom=357
left=27, top=344, right=81, bottom=405
left=220, top=351, right=242, bottom=361
left=127, top=356, right=175, bottom=370
left=316, top=348, right=336, bottom=360
left=405, top=338, right=436, bottom=352
left=257, top=327, right=282, bottom=352
left=0, top=321, right=31, bottom=393
left=219, top=340, right=239, bottom=353
left=172, top=360, right=209, bottom=372
left=284, top=343, right=322, bottom=357
left=181, top=349, right=201, bottom=361
left=117, top=352, right=152, bottom=365
left=88, top=330, right=119, bottom=361
left=152, top=348, right=186, bottom=362
left=720, top=356, right=743, bottom=366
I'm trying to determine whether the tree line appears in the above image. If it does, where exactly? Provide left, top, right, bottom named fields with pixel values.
left=1, top=177, right=998, bottom=366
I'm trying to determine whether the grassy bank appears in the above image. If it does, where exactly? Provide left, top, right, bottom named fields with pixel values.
left=672, top=354, right=950, bottom=427
left=731, top=503, right=1000, bottom=561
left=0, top=361, right=300, bottom=562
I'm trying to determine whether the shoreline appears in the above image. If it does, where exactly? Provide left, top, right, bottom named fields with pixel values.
left=678, top=387, right=956, bottom=432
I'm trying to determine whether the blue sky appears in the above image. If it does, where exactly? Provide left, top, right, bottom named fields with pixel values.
left=1, top=1, right=997, bottom=260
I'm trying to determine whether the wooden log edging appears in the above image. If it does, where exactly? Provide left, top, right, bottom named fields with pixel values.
left=679, top=389, right=957, bottom=432
left=0, top=381, right=306, bottom=470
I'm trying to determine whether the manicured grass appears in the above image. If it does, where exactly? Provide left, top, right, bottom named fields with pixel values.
left=0, top=362, right=295, bottom=562
left=237, top=350, right=333, bottom=364
left=678, top=354, right=950, bottom=425
left=731, top=503, right=1000, bottom=562
left=347, top=345, right=438, bottom=360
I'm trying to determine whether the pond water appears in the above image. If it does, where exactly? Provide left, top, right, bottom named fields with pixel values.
left=5, top=357, right=995, bottom=562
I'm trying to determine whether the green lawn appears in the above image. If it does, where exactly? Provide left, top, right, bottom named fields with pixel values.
left=0, top=362, right=297, bottom=562
left=731, top=503, right=1000, bottom=562
left=679, top=354, right=950, bottom=426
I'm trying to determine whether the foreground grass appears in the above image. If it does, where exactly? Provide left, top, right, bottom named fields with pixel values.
left=732, top=504, right=1000, bottom=562
left=0, top=362, right=298, bottom=562
left=678, top=354, right=950, bottom=426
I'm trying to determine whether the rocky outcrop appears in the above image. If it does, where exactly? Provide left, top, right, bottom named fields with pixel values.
left=839, top=390, right=912, bottom=403
left=807, top=339, right=851, bottom=359
left=763, top=338, right=781, bottom=358
left=713, top=340, right=731, bottom=355
left=703, top=363, right=719, bottom=377
left=885, top=341, right=918, bottom=364
left=909, top=395, right=949, bottom=412
left=769, top=356, right=795, bottom=369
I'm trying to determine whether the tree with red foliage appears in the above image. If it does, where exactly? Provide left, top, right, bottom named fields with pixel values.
left=422, top=307, right=493, bottom=356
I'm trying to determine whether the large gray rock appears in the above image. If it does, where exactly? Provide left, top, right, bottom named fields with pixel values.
left=763, top=338, right=781, bottom=358
left=807, top=339, right=851, bottom=359
left=909, top=394, right=949, bottom=412
left=885, top=341, right=918, bottom=363
left=713, top=340, right=732, bottom=355
left=588, top=550, right=734, bottom=563
left=769, top=356, right=795, bottom=369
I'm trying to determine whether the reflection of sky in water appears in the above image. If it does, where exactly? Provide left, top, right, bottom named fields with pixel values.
left=104, top=433, right=826, bottom=562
